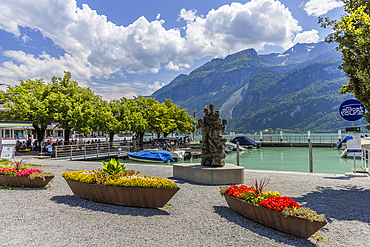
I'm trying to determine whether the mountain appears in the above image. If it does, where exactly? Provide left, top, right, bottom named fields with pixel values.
left=151, top=41, right=364, bottom=133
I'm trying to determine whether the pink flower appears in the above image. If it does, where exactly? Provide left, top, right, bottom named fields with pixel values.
left=16, top=169, right=42, bottom=176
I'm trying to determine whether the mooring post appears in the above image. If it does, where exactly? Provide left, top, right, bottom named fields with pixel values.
left=260, top=131, right=262, bottom=142
left=280, top=131, right=283, bottom=142
left=354, top=153, right=356, bottom=174
left=309, top=141, right=313, bottom=173
left=338, top=130, right=341, bottom=142
left=236, top=141, right=240, bottom=166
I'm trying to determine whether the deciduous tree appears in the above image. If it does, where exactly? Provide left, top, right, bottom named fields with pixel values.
left=320, top=0, right=370, bottom=125
left=4, top=79, right=53, bottom=143
left=48, top=72, right=101, bottom=142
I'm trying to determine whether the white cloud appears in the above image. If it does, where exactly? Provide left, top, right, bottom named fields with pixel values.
left=293, top=29, right=320, bottom=44
left=304, top=0, right=343, bottom=17
left=147, top=81, right=165, bottom=95
left=21, top=35, right=30, bottom=43
left=0, top=0, right=305, bottom=98
left=178, top=9, right=197, bottom=22
left=165, top=62, right=180, bottom=71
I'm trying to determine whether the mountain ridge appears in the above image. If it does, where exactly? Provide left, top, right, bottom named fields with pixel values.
left=151, top=41, right=363, bottom=132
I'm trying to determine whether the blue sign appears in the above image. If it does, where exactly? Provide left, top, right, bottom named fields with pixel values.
left=339, top=99, right=365, bottom=121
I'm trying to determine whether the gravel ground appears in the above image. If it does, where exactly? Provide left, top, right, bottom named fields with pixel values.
left=1, top=157, right=370, bottom=246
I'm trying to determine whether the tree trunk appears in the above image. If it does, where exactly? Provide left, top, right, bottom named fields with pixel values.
left=64, top=129, right=71, bottom=143
left=137, top=131, right=144, bottom=146
left=34, top=126, right=46, bottom=144
left=109, top=132, right=115, bottom=142
left=157, top=133, right=161, bottom=138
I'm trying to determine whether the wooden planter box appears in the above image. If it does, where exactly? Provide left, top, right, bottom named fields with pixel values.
left=224, top=194, right=327, bottom=238
left=64, top=179, right=180, bottom=208
left=0, top=175, right=54, bottom=188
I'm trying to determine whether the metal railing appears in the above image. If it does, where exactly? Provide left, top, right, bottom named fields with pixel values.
left=54, top=141, right=131, bottom=160
left=361, top=148, right=370, bottom=172
left=245, top=134, right=345, bottom=143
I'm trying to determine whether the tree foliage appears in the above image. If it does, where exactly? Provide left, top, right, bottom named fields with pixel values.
left=3, top=72, right=197, bottom=143
left=48, top=72, right=101, bottom=141
left=93, top=98, right=131, bottom=142
left=164, top=99, right=196, bottom=135
left=4, top=79, right=53, bottom=143
left=127, top=96, right=196, bottom=143
left=319, top=0, right=370, bottom=126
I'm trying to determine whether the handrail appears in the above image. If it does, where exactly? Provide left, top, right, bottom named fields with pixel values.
left=54, top=141, right=131, bottom=160
left=361, top=148, right=369, bottom=172
left=244, top=134, right=346, bottom=143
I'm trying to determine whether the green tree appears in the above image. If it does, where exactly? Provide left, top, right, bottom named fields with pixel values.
left=127, top=96, right=151, bottom=144
left=127, top=96, right=196, bottom=144
left=319, top=1, right=370, bottom=125
left=164, top=99, right=196, bottom=136
left=147, top=101, right=175, bottom=138
left=48, top=72, right=101, bottom=142
left=93, top=98, right=131, bottom=142
left=4, top=79, right=53, bottom=143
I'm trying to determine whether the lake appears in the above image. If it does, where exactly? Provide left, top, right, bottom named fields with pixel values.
left=121, top=146, right=361, bottom=175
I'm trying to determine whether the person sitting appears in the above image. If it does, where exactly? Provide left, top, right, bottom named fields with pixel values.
left=46, top=142, right=53, bottom=153
left=31, top=140, right=38, bottom=151
left=20, top=141, right=27, bottom=150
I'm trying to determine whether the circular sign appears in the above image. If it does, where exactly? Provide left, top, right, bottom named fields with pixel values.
left=339, top=99, right=365, bottom=121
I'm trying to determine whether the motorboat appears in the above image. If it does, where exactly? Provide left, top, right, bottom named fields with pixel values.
left=127, top=150, right=172, bottom=163
left=169, top=150, right=185, bottom=161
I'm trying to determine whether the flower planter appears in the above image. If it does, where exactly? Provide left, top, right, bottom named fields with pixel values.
left=0, top=175, right=54, bottom=188
left=64, top=179, right=180, bottom=208
left=224, top=194, right=327, bottom=238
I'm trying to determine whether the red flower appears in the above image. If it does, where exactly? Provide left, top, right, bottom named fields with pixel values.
left=225, top=185, right=255, bottom=199
left=259, top=196, right=301, bottom=212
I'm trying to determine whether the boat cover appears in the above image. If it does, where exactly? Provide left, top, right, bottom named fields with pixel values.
left=230, top=136, right=259, bottom=148
left=127, top=150, right=172, bottom=163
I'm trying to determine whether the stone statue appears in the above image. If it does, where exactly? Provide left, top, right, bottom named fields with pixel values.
left=196, top=103, right=228, bottom=167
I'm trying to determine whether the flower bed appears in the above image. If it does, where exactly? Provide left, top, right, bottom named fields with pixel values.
left=0, top=160, right=54, bottom=188
left=62, top=159, right=179, bottom=208
left=220, top=179, right=327, bottom=238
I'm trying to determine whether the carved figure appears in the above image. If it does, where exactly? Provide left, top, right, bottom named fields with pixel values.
left=196, top=103, right=228, bottom=167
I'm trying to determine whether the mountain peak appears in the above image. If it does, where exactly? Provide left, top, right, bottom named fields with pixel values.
left=262, top=41, right=337, bottom=65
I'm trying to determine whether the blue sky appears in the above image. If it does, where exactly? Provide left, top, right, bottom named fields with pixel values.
left=0, top=0, right=344, bottom=100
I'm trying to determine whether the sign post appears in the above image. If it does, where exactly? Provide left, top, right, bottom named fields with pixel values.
left=345, top=127, right=362, bottom=176
left=339, top=99, right=367, bottom=177
left=1, top=146, right=15, bottom=160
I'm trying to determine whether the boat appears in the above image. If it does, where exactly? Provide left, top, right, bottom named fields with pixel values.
left=169, top=150, right=185, bottom=162
left=127, top=150, right=172, bottom=163
left=229, top=136, right=260, bottom=148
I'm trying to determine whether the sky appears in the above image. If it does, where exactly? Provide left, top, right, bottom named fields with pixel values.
left=0, top=0, right=345, bottom=100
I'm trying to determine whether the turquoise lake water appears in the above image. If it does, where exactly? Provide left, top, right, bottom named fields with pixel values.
left=121, top=147, right=363, bottom=174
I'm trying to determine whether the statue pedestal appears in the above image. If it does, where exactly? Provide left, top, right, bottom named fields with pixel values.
left=173, top=163, right=244, bottom=185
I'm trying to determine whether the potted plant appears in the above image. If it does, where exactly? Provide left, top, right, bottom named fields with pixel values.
left=220, top=178, right=327, bottom=238
left=62, top=159, right=180, bottom=208
left=0, top=159, right=54, bottom=188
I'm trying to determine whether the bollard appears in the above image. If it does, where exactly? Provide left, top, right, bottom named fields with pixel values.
left=236, top=141, right=240, bottom=166
left=338, top=130, right=341, bottom=142
left=309, top=141, right=313, bottom=173
left=260, top=131, right=262, bottom=142
left=280, top=131, right=283, bottom=142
